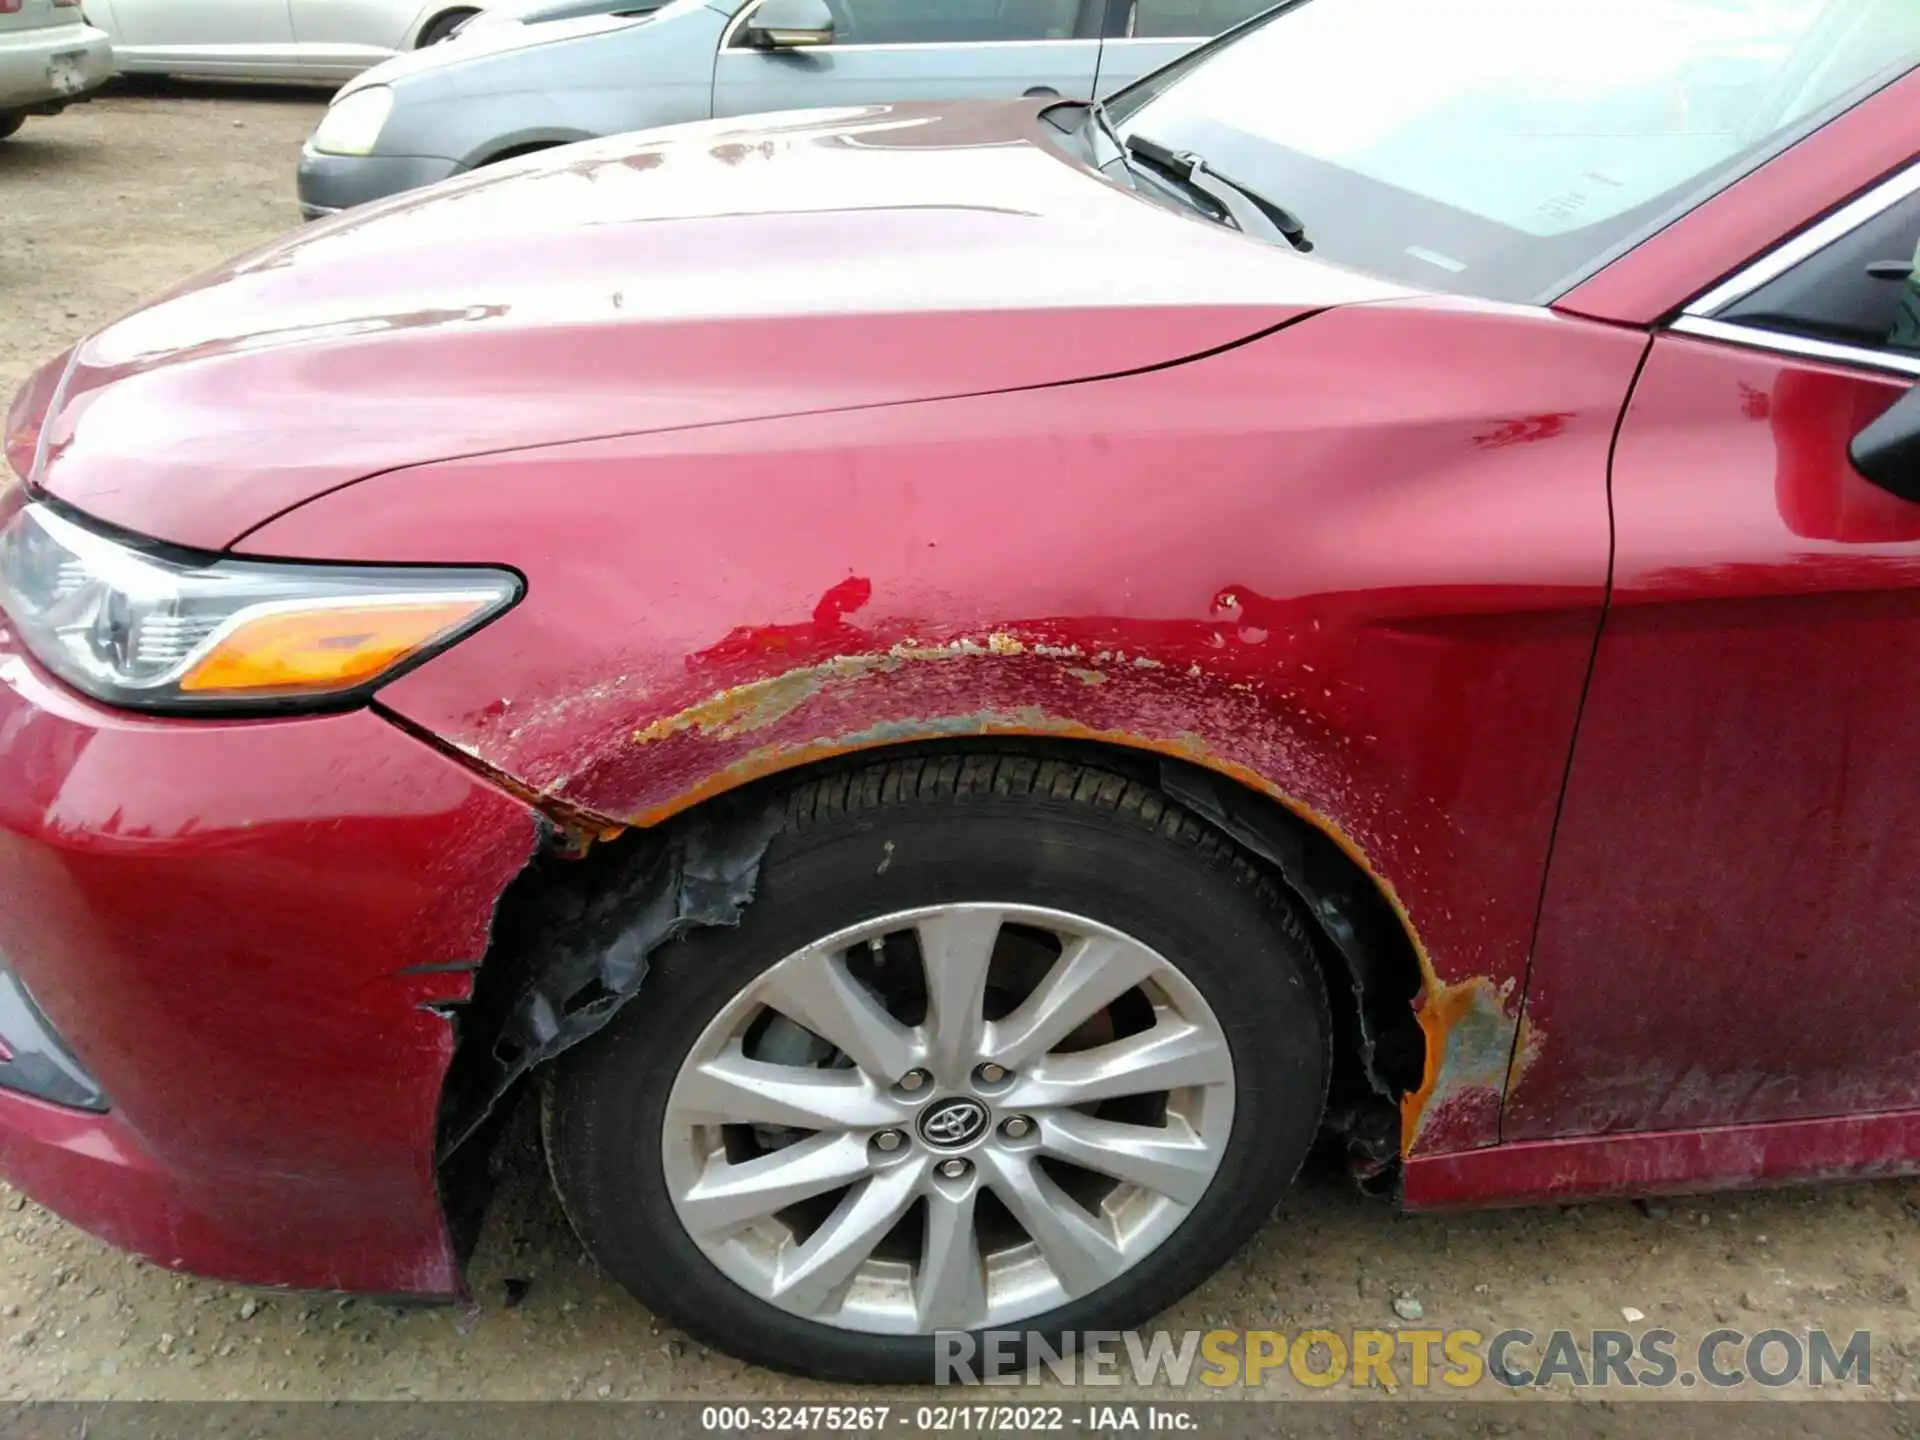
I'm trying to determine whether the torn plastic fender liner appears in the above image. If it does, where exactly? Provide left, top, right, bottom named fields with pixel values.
left=439, top=795, right=786, bottom=1159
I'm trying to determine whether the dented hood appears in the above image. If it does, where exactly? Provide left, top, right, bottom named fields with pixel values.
left=31, top=101, right=1407, bottom=550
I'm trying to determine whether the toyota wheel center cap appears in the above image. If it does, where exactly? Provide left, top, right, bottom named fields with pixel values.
left=917, top=1096, right=989, bottom=1149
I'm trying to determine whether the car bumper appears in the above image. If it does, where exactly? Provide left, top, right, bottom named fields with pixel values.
left=296, top=147, right=463, bottom=219
left=0, top=630, right=538, bottom=1294
left=0, top=24, right=112, bottom=113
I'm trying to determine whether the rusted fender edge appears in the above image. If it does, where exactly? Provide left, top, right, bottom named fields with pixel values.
left=619, top=657, right=1534, bottom=1159
left=432, top=644, right=1535, bottom=1160
left=1402, top=977, right=1540, bottom=1156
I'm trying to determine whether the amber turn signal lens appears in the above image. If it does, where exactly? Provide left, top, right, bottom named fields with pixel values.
left=179, top=597, right=497, bottom=696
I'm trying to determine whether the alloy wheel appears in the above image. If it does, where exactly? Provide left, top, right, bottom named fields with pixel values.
left=659, top=903, right=1236, bottom=1334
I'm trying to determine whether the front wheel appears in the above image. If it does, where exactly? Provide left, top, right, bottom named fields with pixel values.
left=543, top=756, right=1331, bottom=1383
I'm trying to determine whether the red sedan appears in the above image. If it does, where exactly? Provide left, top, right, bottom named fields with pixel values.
left=4, top=0, right=1920, bottom=1384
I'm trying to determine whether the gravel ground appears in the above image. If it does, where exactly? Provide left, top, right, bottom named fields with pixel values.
left=1, top=88, right=1918, bottom=1408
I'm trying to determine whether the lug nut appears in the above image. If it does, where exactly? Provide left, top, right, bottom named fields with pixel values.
left=1001, top=1116, right=1032, bottom=1140
left=898, top=1069, right=931, bottom=1092
left=975, top=1063, right=1008, bottom=1084
left=938, top=1158, right=971, bottom=1179
left=874, top=1129, right=905, bottom=1152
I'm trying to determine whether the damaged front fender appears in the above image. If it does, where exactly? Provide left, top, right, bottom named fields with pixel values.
left=251, top=302, right=1642, bottom=1166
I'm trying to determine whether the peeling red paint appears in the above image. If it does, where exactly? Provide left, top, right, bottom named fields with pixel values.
left=632, top=632, right=1037, bottom=746
left=1471, top=412, right=1576, bottom=449
left=688, top=574, right=876, bottom=669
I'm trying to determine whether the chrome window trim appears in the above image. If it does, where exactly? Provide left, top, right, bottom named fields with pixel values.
left=1666, top=157, right=1920, bottom=381
left=1682, top=161, right=1920, bottom=319
left=721, top=0, right=1091, bottom=50
left=1670, top=315, right=1920, bottom=380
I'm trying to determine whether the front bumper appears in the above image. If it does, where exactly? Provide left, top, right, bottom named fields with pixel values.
left=0, top=24, right=112, bottom=114
left=296, top=146, right=463, bottom=219
left=0, top=629, right=538, bottom=1294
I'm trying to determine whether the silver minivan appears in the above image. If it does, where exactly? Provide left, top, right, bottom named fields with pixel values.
left=297, top=0, right=1275, bottom=215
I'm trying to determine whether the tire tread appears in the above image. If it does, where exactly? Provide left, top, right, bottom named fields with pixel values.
left=776, top=755, right=1322, bottom=967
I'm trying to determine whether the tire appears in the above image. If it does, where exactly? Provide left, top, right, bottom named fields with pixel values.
left=417, top=8, right=476, bottom=45
left=543, top=755, right=1332, bottom=1383
left=0, top=116, right=23, bottom=142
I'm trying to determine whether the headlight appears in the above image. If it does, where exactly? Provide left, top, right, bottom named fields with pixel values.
left=0, top=502, right=519, bottom=713
left=309, top=85, right=395, bottom=157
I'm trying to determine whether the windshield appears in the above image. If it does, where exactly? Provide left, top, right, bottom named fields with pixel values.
left=1109, top=0, right=1920, bottom=303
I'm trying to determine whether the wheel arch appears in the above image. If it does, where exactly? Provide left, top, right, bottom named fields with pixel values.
left=479, top=139, right=566, bottom=165
left=413, top=5, right=480, bottom=47
left=431, top=733, right=1432, bottom=1261
left=460, top=132, right=590, bottom=170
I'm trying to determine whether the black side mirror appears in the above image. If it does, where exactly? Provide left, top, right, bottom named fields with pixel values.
left=1850, top=383, right=1920, bottom=503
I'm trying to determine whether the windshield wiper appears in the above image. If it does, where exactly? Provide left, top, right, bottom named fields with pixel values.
left=1123, top=133, right=1313, bottom=253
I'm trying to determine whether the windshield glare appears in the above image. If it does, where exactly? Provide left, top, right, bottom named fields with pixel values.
left=1112, top=0, right=1920, bottom=303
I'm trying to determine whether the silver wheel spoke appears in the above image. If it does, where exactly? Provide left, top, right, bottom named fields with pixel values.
left=772, top=1159, right=926, bottom=1313
left=915, top=909, right=1002, bottom=1084
left=673, top=1049, right=898, bottom=1131
left=663, top=903, right=1238, bottom=1334
left=988, top=933, right=1158, bottom=1069
left=679, top=1132, right=875, bottom=1238
left=916, top=1182, right=988, bottom=1330
left=980, top=1148, right=1122, bottom=1299
left=1004, top=1020, right=1231, bottom=1110
left=759, top=944, right=919, bottom=1084
left=1037, top=1111, right=1216, bottom=1207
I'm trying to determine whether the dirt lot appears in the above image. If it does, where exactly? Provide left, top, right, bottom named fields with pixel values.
left=1, top=88, right=1918, bottom=1409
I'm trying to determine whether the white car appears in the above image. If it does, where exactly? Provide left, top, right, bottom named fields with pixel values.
left=83, top=0, right=603, bottom=82
left=0, top=0, right=111, bottom=138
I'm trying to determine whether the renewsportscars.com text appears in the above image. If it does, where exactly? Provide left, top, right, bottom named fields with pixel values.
left=933, top=1327, right=1872, bottom=1390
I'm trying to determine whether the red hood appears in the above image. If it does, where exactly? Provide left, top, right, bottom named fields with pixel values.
left=30, top=101, right=1408, bottom=550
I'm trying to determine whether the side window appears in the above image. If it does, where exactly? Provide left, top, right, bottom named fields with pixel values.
left=819, top=0, right=1082, bottom=44
left=1129, top=0, right=1273, bottom=39
left=1719, top=188, right=1920, bottom=360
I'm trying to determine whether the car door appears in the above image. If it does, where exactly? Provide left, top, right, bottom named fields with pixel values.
left=1509, top=168, right=1920, bottom=1140
left=105, top=0, right=294, bottom=60
left=289, top=0, right=415, bottom=75
left=711, top=0, right=1102, bottom=119
left=1091, top=0, right=1273, bottom=97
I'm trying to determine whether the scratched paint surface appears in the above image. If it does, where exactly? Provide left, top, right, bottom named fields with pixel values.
left=245, top=299, right=1651, bottom=1155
